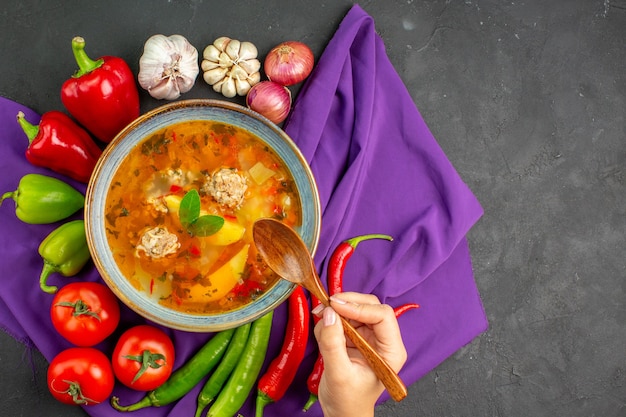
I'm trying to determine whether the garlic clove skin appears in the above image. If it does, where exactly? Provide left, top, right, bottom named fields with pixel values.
left=203, top=67, right=229, bottom=85
left=138, top=34, right=199, bottom=100
left=213, top=36, right=231, bottom=51
left=147, top=77, right=182, bottom=101
left=201, top=59, right=220, bottom=72
left=202, top=44, right=221, bottom=62
left=238, top=59, right=261, bottom=75
left=221, top=77, right=237, bottom=98
left=225, top=39, right=241, bottom=60
left=238, top=42, right=258, bottom=61
left=248, top=71, right=261, bottom=85
left=235, top=79, right=252, bottom=96
left=218, top=51, right=233, bottom=67
left=230, top=65, right=249, bottom=81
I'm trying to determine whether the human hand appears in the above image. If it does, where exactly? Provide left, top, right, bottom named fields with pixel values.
left=312, top=292, right=407, bottom=417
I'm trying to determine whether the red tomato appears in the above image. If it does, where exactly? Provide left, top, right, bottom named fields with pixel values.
left=47, top=347, right=115, bottom=405
left=50, top=282, right=120, bottom=346
left=112, top=324, right=175, bottom=391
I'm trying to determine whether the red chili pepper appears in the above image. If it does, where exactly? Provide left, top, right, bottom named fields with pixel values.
left=303, top=354, right=324, bottom=411
left=255, top=286, right=309, bottom=417
left=189, top=244, right=201, bottom=257
left=169, top=184, right=183, bottom=193
left=16, top=111, right=102, bottom=183
left=232, top=279, right=263, bottom=298
left=394, top=303, right=420, bottom=317
left=303, top=295, right=323, bottom=412
left=328, top=233, right=393, bottom=295
left=61, top=36, right=140, bottom=143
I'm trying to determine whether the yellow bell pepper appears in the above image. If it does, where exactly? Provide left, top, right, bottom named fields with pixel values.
left=188, top=244, right=249, bottom=301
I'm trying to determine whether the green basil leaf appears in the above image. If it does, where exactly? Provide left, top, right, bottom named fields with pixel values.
left=189, top=215, right=225, bottom=237
left=179, top=189, right=201, bottom=227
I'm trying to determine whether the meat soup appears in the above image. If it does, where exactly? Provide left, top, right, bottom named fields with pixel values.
left=104, top=120, right=301, bottom=314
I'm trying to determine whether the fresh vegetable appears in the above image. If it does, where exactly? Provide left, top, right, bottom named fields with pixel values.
left=50, top=282, right=120, bottom=346
left=303, top=294, right=323, bottom=412
left=138, top=34, right=199, bottom=100
left=0, top=173, right=84, bottom=224
left=16, top=111, right=102, bottom=183
left=264, top=41, right=314, bottom=86
left=38, top=220, right=91, bottom=294
left=112, top=325, right=175, bottom=391
left=187, top=243, right=250, bottom=302
left=61, top=36, right=140, bottom=143
left=256, top=287, right=309, bottom=417
left=394, top=303, right=420, bottom=317
left=328, top=234, right=393, bottom=295
left=246, top=81, right=292, bottom=124
left=111, top=328, right=234, bottom=411
left=303, top=354, right=324, bottom=411
left=207, top=311, right=273, bottom=417
left=194, top=323, right=251, bottom=417
left=202, top=36, right=261, bottom=98
left=47, top=347, right=115, bottom=405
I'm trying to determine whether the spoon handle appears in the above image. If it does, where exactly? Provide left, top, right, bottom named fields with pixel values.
left=339, top=315, right=408, bottom=402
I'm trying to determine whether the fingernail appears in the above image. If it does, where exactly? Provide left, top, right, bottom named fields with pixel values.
left=323, top=307, right=337, bottom=326
left=311, top=304, right=324, bottom=315
left=329, top=295, right=347, bottom=305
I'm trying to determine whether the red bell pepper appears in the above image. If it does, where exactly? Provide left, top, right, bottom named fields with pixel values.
left=61, top=36, right=140, bottom=143
left=17, top=111, right=102, bottom=183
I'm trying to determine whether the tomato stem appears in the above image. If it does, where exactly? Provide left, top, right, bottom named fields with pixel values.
left=50, top=378, right=98, bottom=405
left=55, top=299, right=101, bottom=321
left=123, top=349, right=167, bottom=384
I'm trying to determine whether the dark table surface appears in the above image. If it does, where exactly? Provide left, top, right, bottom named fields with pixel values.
left=1, top=1, right=625, bottom=416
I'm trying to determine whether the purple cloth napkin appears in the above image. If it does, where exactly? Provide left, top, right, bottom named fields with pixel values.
left=284, top=4, right=487, bottom=407
left=0, top=4, right=486, bottom=417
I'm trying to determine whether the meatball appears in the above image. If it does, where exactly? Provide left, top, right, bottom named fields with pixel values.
left=203, top=168, right=248, bottom=210
left=135, top=227, right=180, bottom=259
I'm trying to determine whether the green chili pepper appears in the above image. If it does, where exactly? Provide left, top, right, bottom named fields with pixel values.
left=38, top=220, right=91, bottom=294
left=195, top=322, right=252, bottom=417
left=1, top=173, right=84, bottom=224
left=111, top=328, right=235, bottom=412
left=207, top=311, right=274, bottom=417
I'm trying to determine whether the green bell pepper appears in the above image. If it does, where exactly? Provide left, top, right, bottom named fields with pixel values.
left=38, top=220, right=91, bottom=294
left=1, top=173, right=85, bottom=224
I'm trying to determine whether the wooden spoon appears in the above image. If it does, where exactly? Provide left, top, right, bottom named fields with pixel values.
left=252, top=218, right=408, bottom=402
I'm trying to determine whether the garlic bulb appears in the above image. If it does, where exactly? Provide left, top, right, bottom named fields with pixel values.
left=201, top=37, right=261, bottom=98
left=138, top=34, right=199, bottom=100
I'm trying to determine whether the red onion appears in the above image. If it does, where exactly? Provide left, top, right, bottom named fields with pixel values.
left=263, top=41, right=314, bottom=86
left=246, top=81, right=292, bottom=124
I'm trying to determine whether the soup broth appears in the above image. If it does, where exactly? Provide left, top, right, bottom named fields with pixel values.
left=104, top=120, right=301, bottom=314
